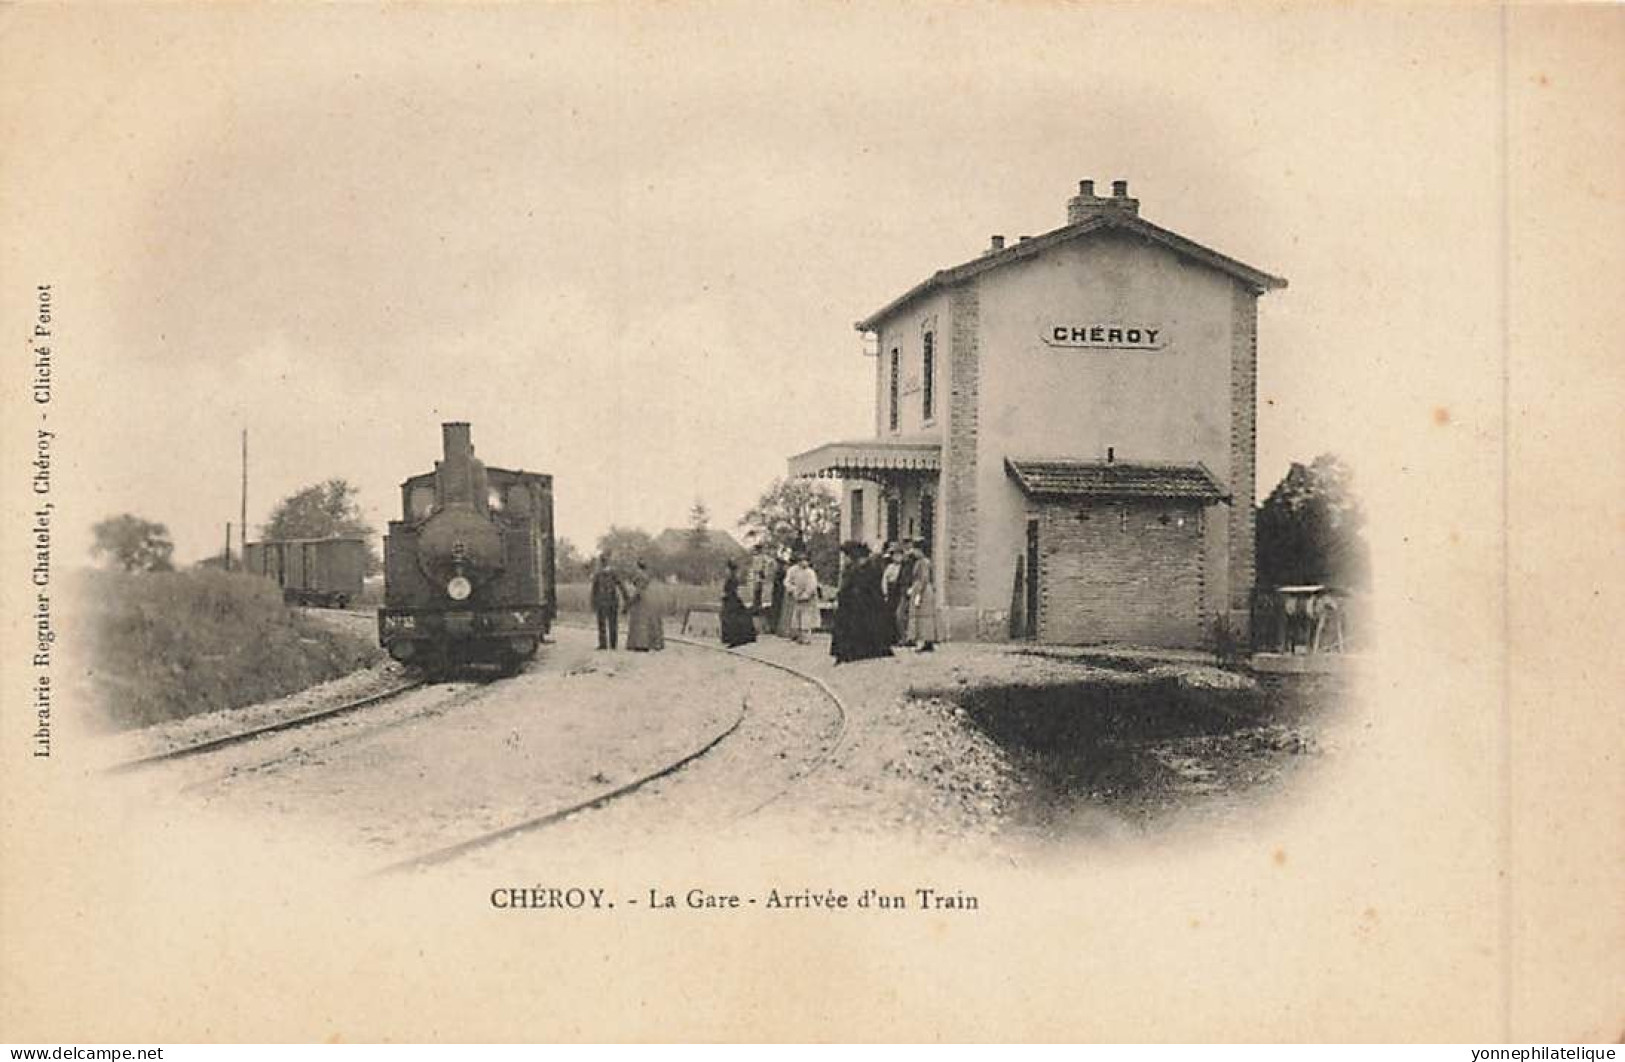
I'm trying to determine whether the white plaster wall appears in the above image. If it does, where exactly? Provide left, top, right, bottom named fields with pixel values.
left=971, top=232, right=1242, bottom=618
left=873, top=291, right=951, bottom=440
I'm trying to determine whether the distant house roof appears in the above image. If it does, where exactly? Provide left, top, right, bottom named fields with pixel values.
left=1005, top=458, right=1226, bottom=502
left=857, top=212, right=1287, bottom=332
left=652, top=528, right=748, bottom=556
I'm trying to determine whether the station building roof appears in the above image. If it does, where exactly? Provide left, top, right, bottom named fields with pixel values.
left=856, top=204, right=1287, bottom=333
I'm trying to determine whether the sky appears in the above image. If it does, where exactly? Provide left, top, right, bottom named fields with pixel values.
left=3, top=3, right=1504, bottom=565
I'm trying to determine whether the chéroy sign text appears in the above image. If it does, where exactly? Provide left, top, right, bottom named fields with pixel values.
left=1042, top=324, right=1165, bottom=351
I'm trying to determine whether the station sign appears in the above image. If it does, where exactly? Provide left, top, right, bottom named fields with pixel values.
left=1042, top=324, right=1166, bottom=350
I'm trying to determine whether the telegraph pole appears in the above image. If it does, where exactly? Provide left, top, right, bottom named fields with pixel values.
left=240, top=428, right=249, bottom=565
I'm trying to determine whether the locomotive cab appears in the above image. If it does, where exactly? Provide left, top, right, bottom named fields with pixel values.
left=379, top=423, right=556, bottom=674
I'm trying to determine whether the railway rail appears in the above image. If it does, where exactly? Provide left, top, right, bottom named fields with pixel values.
left=379, top=635, right=849, bottom=874
left=107, top=678, right=428, bottom=774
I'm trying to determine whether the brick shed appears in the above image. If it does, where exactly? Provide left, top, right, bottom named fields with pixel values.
left=1005, top=459, right=1224, bottom=646
left=789, top=180, right=1285, bottom=648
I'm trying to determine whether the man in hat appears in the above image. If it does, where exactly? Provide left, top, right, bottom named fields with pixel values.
left=589, top=552, right=625, bottom=650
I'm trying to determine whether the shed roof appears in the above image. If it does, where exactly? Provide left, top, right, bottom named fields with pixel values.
left=1005, top=458, right=1226, bottom=502
left=857, top=212, right=1286, bottom=332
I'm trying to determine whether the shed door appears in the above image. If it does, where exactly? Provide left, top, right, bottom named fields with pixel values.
left=1025, top=518, right=1040, bottom=639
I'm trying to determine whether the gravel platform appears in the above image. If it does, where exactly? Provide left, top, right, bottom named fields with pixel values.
left=104, top=619, right=1345, bottom=872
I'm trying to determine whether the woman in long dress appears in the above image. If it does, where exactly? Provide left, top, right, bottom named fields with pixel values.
left=768, top=552, right=789, bottom=636
left=719, top=560, right=758, bottom=648
left=623, top=560, right=665, bottom=651
left=831, top=542, right=893, bottom=664
left=905, top=542, right=940, bottom=652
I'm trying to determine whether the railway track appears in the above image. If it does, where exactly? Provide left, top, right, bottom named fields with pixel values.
left=107, top=678, right=429, bottom=774
left=379, top=635, right=849, bottom=874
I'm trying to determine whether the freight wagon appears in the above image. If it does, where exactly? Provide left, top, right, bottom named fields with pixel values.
left=242, top=536, right=367, bottom=609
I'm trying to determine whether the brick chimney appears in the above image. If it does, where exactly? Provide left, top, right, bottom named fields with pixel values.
left=1066, top=178, right=1139, bottom=224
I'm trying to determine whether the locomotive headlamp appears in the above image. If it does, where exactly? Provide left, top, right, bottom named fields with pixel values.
left=446, top=575, right=473, bottom=601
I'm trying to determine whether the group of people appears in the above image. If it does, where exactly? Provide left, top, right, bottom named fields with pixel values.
left=723, top=539, right=938, bottom=663
left=590, top=540, right=940, bottom=662
left=718, top=550, right=822, bottom=647
left=588, top=554, right=666, bottom=652
left=829, top=539, right=939, bottom=663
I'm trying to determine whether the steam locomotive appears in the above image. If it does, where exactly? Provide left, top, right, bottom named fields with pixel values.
left=378, top=422, right=556, bottom=674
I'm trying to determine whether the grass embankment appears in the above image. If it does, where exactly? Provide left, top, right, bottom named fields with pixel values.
left=84, top=569, right=382, bottom=729
left=555, top=580, right=722, bottom=621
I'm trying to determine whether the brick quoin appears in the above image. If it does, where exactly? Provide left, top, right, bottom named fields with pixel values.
left=1228, top=287, right=1259, bottom=632
left=1037, top=500, right=1206, bottom=647
left=944, top=281, right=979, bottom=608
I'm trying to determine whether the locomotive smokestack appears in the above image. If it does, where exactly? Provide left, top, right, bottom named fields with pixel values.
left=439, top=421, right=482, bottom=508
left=443, top=422, right=473, bottom=460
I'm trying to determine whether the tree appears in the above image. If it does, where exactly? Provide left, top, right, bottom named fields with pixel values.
left=263, top=478, right=380, bottom=574
left=554, top=537, right=590, bottom=583
left=1256, top=453, right=1370, bottom=590
left=90, top=514, right=175, bottom=573
left=686, top=499, right=711, bottom=552
left=739, top=478, right=840, bottom=583
left=672, top=499, right=728, bottom=584
left=594, top=526, right=657, bottom=572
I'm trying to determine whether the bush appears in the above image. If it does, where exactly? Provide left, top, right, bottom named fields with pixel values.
left=1208, top=613, right=1246, bottom=670
left=82, top=569, right=381, bottom=729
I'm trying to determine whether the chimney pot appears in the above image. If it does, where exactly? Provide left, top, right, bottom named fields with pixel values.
left=1106, top=446, right=1116, bottom=464
left=1081, top=179, right=1095, bottom=197
left=989, top=234, right=1006, bottom=251
left=1112, top=179, right=1129, bottom=198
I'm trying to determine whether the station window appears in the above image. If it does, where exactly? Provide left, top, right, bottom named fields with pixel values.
left=888, top=348, right=900, bottom=431
left=850, top=489, right=865, bottom=540
left=922, top=331, right=935, bottom=421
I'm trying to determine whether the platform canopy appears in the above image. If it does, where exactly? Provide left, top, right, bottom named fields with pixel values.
left=788, top=438, right=942, bottom=481
left=1004, top=458, right=1225, bottom=502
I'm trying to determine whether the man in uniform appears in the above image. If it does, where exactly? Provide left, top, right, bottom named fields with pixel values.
left=590, top=553, right=625, bottom=650
left=748, top=543, right=773, bottom=613
left=893, top=540, right=918, bottom=646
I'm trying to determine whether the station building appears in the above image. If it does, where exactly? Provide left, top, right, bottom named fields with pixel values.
left=789, top=180, right=1286, bottom=647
